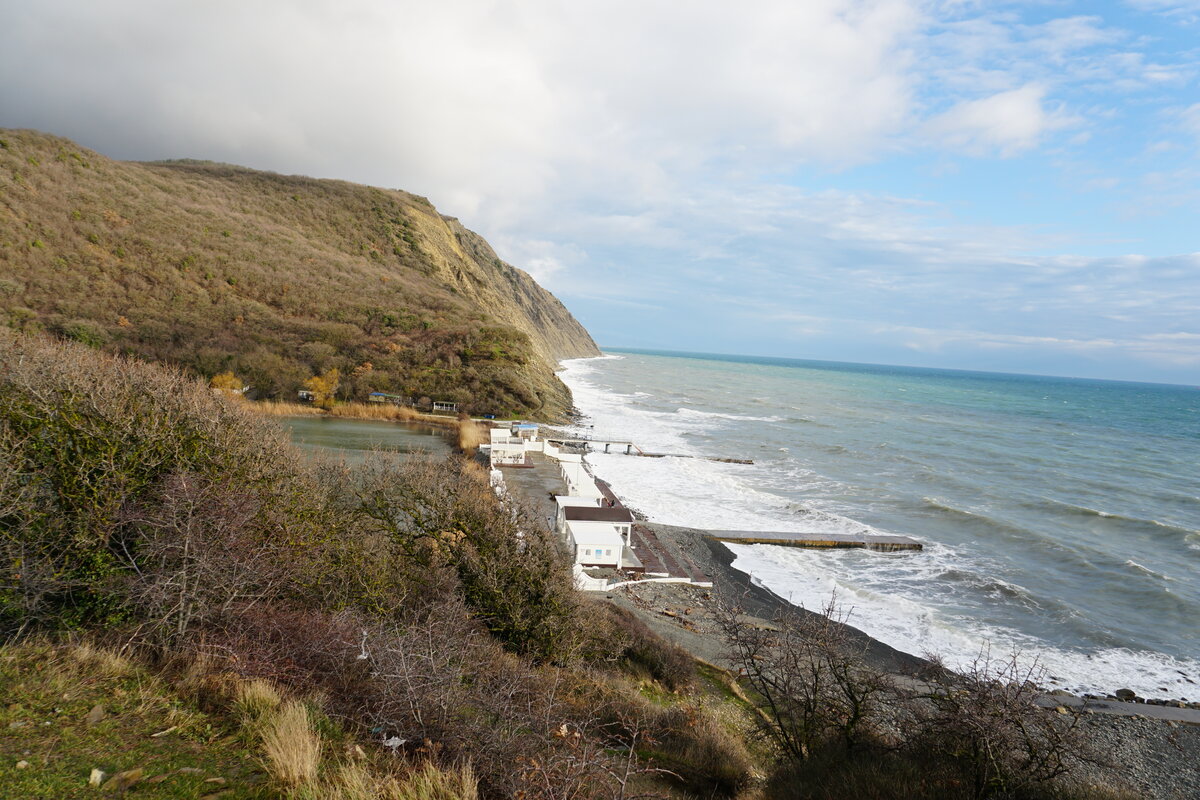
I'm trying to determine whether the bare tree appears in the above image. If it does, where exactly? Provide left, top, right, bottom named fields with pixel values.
left=717, top=593, right=900, bottom=762
left=117, top=471, right=290, bottom=642
left=913, top=648, right=1093, bottom=799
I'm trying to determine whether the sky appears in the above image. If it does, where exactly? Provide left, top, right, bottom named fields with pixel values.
left=1, top=1, right=1198, bottom=384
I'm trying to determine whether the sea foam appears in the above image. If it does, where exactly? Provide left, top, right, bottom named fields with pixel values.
left=558, top=354, right=1200, bottom=699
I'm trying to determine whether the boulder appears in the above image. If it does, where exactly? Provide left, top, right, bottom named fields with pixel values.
left=84, top=704, right=106, bottom=726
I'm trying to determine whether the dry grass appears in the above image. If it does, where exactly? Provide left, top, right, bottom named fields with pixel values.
left=245, top=399, right=462, bottom=430
left=302, top=761, right=477, bottom=800
left=67, top=641, right=132, bottom=678
left=262, top=701, right=323, bottom=789
left=252, top=400, right=327, bottom=417
left=328, top=401, right=419, bottom=421
left=394, top=761, right=478, bottom=800
left=236, top=678, right=284, bottom=731
left=456, top=420, right=487, bottom=453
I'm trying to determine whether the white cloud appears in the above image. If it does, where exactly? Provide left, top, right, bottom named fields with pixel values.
left=1178, top=103, right=1200, bottom=138
left=871, top=323, right=1200, bottom=365
left=2, top=0, right=1199, bottom=380
left=1124, top=0, right=1200, bottom=18
left=924, top=85, right=1077, bottom=156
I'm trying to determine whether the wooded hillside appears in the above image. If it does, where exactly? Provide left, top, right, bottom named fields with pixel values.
left=0, top=130, right=599, bottom=418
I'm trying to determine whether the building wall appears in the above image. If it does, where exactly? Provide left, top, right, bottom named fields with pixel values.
left=574, top=542, right=620, bottom=567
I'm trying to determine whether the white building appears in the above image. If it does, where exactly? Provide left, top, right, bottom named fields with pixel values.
left=558, top=458, right=604, bottom=500
left=570, top=525, right=625, bottom=568
left=553, top=495, right=600, bottom=531
left=488, top=427, right=527, bottom=466
left=562, top=505, right=633, bottom=542
left=562, top=505, right=639, bottom=569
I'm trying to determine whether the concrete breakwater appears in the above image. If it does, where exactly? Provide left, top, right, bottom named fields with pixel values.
left=706, top=529, right=923, bottom=552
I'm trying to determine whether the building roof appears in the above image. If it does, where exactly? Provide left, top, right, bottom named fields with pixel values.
left=564, top=506, right=634, bottom=523
left=554, top=496, right=601, bottom=509
left=567, top=523, right=625, bottom=548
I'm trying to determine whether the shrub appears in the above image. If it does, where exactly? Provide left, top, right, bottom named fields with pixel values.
left=0, top=331, right=325, bottom=632
left=718, top=596, right=899, bottom=761
left=586, top=601, right=696, bottom=690
left=649, top=704, right=755, bottom=798
left=57, top=318, right=108, bottom=347
left=910, top=650, right=1095, bottom=799
left=351, top=455, right=582, bottom=662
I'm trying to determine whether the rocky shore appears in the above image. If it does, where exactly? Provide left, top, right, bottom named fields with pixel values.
left=618, top=521, right=1200, bottom=800
left=499, top=458, right=1200, bottom=799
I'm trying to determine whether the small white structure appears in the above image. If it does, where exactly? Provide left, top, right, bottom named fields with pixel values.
left=553, top=495, right=601, bottom=532
left=558, top=458, right=603, bottom=500
left=511, top=422, right=539, bottom=440
left=570, top=525, right=625, bottom=568
left=562, top=505, right=634, bottom=545
left=489, top=427, right=528, bottom=466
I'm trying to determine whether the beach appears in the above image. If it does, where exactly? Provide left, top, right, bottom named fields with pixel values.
left=504, top=347, right=1200, bottom=796
left=556, top=351, right=1200, bottom=701
left=499, top=448, right=1200, bottom=799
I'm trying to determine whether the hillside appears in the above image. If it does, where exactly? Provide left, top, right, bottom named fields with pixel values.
left=0, top=129, right=599, bottom=418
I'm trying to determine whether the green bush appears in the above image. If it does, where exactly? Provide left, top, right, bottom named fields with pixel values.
left=0, top=331, right=322, bottom=631
left=56, top=318, right=108, bottom=348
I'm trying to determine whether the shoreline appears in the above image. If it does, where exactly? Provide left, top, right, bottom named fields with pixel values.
left=491, top=440, right=1200, bottom=797
left=555, top=354, right=1200, bottom=708
left=634, top=520, right=932, bottom=677
left=639, top=518, right=1200, bottom=717
left=601, top=522, right=1200, bottom=800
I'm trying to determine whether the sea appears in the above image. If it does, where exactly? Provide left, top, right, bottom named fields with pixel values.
left=558, top=349, right=1200, bottom=699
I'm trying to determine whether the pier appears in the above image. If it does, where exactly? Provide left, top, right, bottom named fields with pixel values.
left=706, top=529, right=923, bottom=552
left=544, top=435, right=753, bottom=464
left=547, top=436, right=645, bottom=455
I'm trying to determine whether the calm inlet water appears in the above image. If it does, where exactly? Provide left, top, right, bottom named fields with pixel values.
left=280, top=416, right=452, bottom=464
left=560, top=350, right=1200, bottom=698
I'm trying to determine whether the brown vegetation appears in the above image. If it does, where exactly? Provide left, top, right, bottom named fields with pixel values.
left=0, top=332, right=752, bottom=800
left=329, top=401, right=421, bottom=422
left=456, top=418, right=488, bottom=454
left=717, top=594, right=1110, bottom=800
left=0, top=128, right=598, bottom=419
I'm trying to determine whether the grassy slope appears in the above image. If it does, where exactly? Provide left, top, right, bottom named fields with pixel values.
left=0, top=130, right=598, bottom=419
left=0, top=643, right=272, bottom=799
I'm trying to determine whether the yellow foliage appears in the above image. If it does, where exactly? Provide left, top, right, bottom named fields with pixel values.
left=209, top=370, right=242, bottom=394
left=305, top=368, right=340, bottom=410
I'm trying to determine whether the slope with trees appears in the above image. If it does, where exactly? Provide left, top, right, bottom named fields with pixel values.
left=0, top=129, right=599, bottom=418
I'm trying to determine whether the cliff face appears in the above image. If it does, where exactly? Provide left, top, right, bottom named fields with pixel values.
left=0, top=129, right=599, bottom=419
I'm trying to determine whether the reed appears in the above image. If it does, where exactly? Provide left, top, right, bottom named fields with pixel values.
left=328, top=402, right=419, bottom=421
left=456, top=419, right=488, bottom=454
left=251, top=400, right=326, bottom=417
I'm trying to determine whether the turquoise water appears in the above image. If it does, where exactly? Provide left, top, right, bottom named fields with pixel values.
left=560, top=349, right=1200, bottom=698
